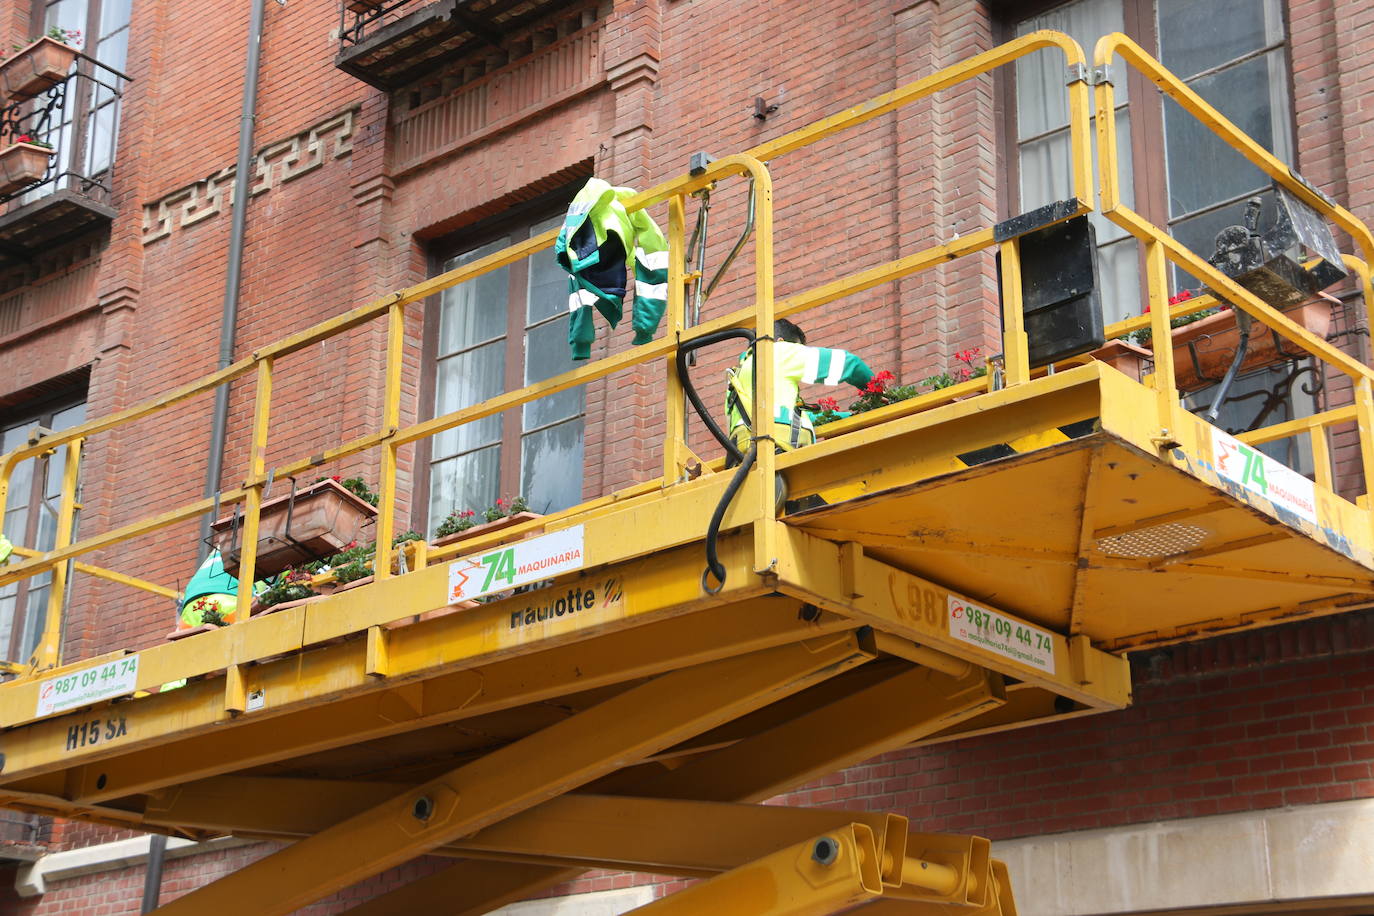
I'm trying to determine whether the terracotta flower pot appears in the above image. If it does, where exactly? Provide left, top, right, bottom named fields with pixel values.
left=344, top=0, right=385, bottom=13
left=210, top=478, right=378, bottom=579
left=0, top=36, right=77, bottom=102
left=1089, top=339, right=1154, bottom=383
left=0, top=142, right=53, bottom=195
left=432, top=511, right=542, bottom=550
left=1169, top=297, right=1334, bottom=393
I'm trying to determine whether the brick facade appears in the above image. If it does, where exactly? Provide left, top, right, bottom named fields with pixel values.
left=0, top=0, right=1371, bottom=911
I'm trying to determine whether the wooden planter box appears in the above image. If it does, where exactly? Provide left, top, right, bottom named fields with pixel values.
left=432, top=511, right=542, bottom=550
left=0, top=36, right=77, bottom=102
left=1090, top=339, right=1153, bottom=383
left=0, top=142, right=52, bottom=196
left=210, top=478, right=378, bottom=579
left=1169, top=297, right=1334, bottom=393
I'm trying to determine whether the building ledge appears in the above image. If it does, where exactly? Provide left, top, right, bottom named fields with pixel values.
left=0, top=190, right=115, bottom=269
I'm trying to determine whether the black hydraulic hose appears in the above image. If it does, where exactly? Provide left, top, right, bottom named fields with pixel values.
left=674, top=326, right=763, bottom=592
left=1203, top=308, right=1253, bottom=422
left=675, top=327, right=756, bottom=464
left=702, top=445, right=755, bottom=594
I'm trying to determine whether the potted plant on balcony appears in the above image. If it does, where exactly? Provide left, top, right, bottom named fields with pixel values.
left=343, top=0, right=386, bottom=14
left=433, top=496, right=539, bottom=549
left=0, top=135, right=53, bottom=196
left=1, top=27, right=80, bottom=102
left=209, top=475, right=379, bottom=579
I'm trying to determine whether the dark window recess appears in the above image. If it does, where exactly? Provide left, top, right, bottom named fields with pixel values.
left=336, top=0, right=605, bottom=93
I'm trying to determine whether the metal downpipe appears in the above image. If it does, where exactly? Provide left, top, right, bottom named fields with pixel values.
left=160, top=0, right=269, bottom=910
left=196, top=0, right=270, bottom=559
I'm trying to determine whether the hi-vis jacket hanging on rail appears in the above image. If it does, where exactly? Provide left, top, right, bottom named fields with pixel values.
left=554, top=178, right=668, bottom=360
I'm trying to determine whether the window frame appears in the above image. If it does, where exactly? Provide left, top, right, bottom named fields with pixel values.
left=0, top=389, right=85, bottom=664
left=415, top=184, right=585, bottom=535
left=994, top=0, right=1297, bottom=304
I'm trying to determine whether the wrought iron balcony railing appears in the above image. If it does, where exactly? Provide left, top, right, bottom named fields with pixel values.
left=0, top=52, right=129, bottom=206
left=336, top=0, right=595, bottom=92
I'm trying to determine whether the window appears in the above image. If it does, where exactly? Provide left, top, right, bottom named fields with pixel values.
left=28, top=0, right=131, bottom=194
left=0, top=397, right=85, bottom=664
left=425, top=209, right=586, bottom=534
left=1011, top=0, right=1294, bottom=321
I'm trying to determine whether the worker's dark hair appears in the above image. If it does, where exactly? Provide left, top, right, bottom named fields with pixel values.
left=774, top=319, right=806, bottom=345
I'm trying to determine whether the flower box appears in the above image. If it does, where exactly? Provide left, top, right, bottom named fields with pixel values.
left=343, top=0, right=385, bottom=13
left=0, top=142, right=52, bottom=196
left=1169, top=297, right=1334, bottom=393
left=432, top=511, right=542, bottom=551
left=0, top=36, right=78, bottom=102
left=210, top=478, right=378, bottom=579
left=1089, top=339, right=1153, bottom=383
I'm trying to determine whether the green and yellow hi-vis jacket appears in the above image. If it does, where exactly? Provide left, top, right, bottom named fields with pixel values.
left=554, top=178, right=669, bottom=361
left=726, top=341, right=874, bottom=440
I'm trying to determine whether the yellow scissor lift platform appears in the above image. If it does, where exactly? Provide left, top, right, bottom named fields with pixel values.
left=1, top=30, right=1374, bottom=916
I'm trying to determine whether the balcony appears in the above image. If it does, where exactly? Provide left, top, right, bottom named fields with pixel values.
left=336, top=0, right=598, bottom=92
left=0, top=55, right=127, bottom=267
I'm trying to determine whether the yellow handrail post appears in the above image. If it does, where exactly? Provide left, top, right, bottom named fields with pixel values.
left=1143, top=240, right=1180, bottom=428
left=1356, top=378, right=1374, bottom=513
left=1309, top=422, right=1333, bottom=492
left=663, top=193, right=688, bottom=484
left=751, top=166, right=778, bottom=577
left=234, top=358, right=274, bottom=619
left=998, top=239, right=1030, bottom=386
left=31, top=436, right=83, bottom=671
left=375, top=301, right=406, bottom=581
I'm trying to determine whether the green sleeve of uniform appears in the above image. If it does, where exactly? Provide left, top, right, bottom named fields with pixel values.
left=568, top=297, right=597, bottom=361
left=805, top=347, right=874, bottom=388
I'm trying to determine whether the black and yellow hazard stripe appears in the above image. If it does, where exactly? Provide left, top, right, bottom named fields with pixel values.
left=955, top=417, right=1100, bottom=467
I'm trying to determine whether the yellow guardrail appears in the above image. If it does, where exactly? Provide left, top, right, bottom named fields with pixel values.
left=0, top=29, right=1368, bottom=677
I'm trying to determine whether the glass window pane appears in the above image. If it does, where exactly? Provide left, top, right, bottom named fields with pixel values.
left=95, top=26, right=128, bottom=74
left=520, top=420, right=584, bottom=514
left=0, top=589, right=16, bottom=663
left=86, top=104, right=115, bottom=174
left=1018, top=110, right=1131, bottom=244
left=19, top=576, right=51, bottom=662
left=100, top=0, right=132, bottom=38
left=429, top=447, right=500, bottom=533
left=1164, top=52, right=1290, bottom=218
left=439, top=238, right=510, bottom=356
left=1098, top=238, right=1141, bottom=327
left=1183, top=365, right=1313, bottom=473
left=1015, top=0, right=1126, bottom=138
left=1158, top=0, right=1283, bottom=80
left=528, top=214, right=566, bottom=324
left=44, top=0, right=87, bottom=46
left=433, top=343, right=504, bottom=459
left=523, top=320, right=585, bottom=428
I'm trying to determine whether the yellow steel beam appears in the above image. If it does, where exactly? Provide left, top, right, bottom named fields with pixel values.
left=341, top=861, right=582, bottom=916
left=0, top=527, right=766, bottom=730
left=148, top=786, right=914, bottom=879
left=151, top=634, right=875, bottom=916
left=338, top=656, right=1009, bottom=916
left=663, top=192, right=689, bottom=482
left=607, top=663, right=1003, bottom=803
left=43, top=598, right=851, bottom=806
left=8, top=546, right=177, bottom=600
left=777, top=529, right=1131, bottom=709
left=624, top=824, right=883, bottom=916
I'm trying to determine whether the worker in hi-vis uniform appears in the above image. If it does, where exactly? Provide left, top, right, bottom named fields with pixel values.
left=725, top=318, right=875, bottom=456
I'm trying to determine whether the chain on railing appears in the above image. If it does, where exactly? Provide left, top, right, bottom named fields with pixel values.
left=4, top=30, right=1374, bottom=677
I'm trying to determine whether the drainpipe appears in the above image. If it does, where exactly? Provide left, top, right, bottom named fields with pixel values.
left=153, top=0, right=269, bottom=909
left=196, top=0, right=271, bottom=561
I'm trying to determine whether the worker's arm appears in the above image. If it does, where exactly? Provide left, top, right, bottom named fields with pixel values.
left=797, top=346, right=874, bottom=389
